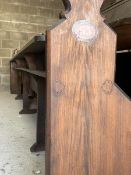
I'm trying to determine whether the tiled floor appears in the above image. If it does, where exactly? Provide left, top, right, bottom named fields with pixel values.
left=0, top=88, right=45, bottom=175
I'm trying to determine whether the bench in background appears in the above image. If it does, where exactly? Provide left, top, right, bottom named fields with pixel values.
left=10, top=34, right=46, bottom=152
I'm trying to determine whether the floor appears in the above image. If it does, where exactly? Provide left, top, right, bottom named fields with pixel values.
left=0, top=87, right=45, bottom=175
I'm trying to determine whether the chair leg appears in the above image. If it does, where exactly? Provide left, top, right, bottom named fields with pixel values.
left=19, top=73, right=36, bottom=114
left=30, top=78, right=46, bottom=152
left=15, top=72, right=23, bottom=100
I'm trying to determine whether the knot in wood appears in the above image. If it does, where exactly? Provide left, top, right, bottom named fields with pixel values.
left=54, top=80, right=65, bottom=96
left=102, top=80, right=113, bottom=95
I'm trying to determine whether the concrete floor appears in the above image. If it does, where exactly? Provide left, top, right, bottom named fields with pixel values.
left=0, top=88, right=45, bottom=175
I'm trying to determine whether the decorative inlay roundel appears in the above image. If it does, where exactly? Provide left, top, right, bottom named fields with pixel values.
left=53, top=80, right=65, bottom=96
left=102, top=80, right=113, bottom=95
left=72, top=20, right=99, bottom=43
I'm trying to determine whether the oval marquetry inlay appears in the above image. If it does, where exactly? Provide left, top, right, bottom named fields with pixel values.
left=72, top=20, right=98, bottom=43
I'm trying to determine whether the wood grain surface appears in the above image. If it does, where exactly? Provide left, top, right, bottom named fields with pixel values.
left=45, top=0, right=131, bottom=175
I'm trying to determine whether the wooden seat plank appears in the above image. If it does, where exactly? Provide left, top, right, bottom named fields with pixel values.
left=10, top=34, right=46, bottom=61
left=15, top=68, right=46, bottom=78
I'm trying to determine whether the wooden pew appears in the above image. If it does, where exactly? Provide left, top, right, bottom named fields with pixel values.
left=102, top=0, right=131, bottom=50
left=10, top=34, right=46, bottom=152
left=45, top=0, right=131, bottom=175
left=16, top=68, right=46, bottom=152
left=10, top=0, right=131, bottom=174
left=10, top=34, right=46, bottom=95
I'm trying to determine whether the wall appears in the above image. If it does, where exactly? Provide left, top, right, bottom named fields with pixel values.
left=0, top=0, right=64, bottom=87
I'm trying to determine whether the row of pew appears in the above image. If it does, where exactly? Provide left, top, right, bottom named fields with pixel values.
left=10, top=34, right=46, bottom=152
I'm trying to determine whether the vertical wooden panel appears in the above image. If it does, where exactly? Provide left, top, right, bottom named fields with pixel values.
left=45, top=0, right=131, bottom=175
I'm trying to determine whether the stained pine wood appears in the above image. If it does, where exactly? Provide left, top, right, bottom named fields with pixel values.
left=45, top=0, right=131, bottom=175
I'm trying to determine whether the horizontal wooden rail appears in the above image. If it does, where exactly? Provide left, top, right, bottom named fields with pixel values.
left=15, top=68, right=46, bottom=78
left=10, top=35, right=46, bottom=61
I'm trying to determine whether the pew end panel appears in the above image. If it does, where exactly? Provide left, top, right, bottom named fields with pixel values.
left=45, top=0, right=131, bottom=175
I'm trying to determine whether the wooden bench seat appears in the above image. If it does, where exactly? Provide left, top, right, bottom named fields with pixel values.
left=10, top=35, right=46, bottom=61
left=15, top=68, right=46, bottom=78
left=10, top=34, right=47, bottom=152
left=10, top=34, right=46, bottom=95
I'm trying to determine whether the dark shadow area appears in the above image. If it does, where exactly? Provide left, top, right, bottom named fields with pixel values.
left=100, top=0, right=131, bottom=100
left=62, top=0, right=71, bottom=12
left=115, top=52, right=131, bottom=99
left=59, top=0, right=71, bottom=19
